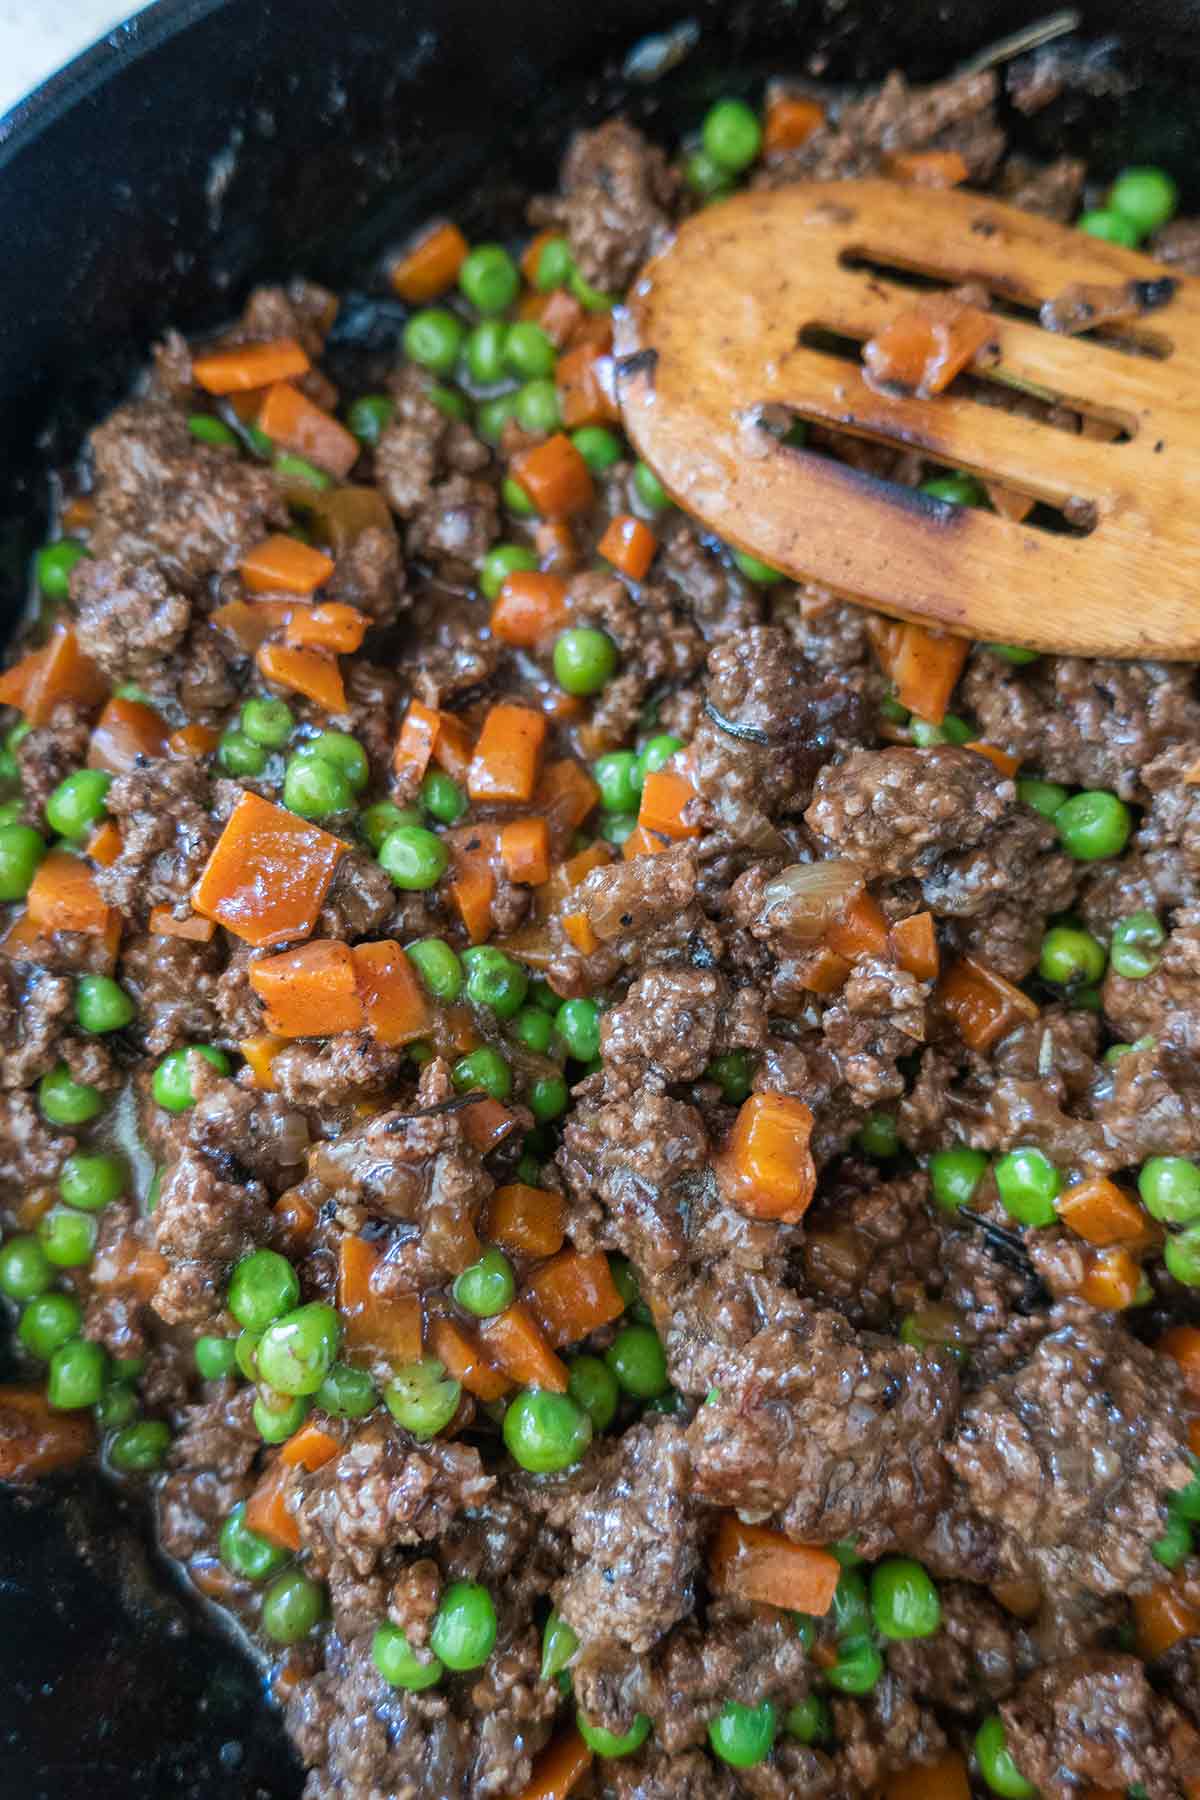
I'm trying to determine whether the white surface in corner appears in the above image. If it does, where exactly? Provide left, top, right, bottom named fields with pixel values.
left=0, top=1, right=153, bottom=120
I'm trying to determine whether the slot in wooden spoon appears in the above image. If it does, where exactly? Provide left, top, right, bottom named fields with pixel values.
left=614, top=179, right=1200, bottom=658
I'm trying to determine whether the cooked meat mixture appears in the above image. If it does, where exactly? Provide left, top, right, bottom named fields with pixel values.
left=3, top=71, right=1200, bottom=1800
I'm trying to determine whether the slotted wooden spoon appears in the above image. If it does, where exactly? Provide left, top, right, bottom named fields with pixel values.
left=614, top=179, right=1200, bottom=658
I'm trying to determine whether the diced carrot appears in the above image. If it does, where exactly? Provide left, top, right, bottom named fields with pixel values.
left=481, top=1184, right=566, bottom=1260
left=890, top=911, right=939, bottom=981
left=555, top=342, right=619, bottom=429
left=526, top=1249, right=625, bottom=1348
left=192, top=792, right=345, bottom=948
left=883, top=1752, right=971, bottom=1800
left=511, top=434, right=595, bottom=519
left=257, top=381, right=359, bottom=480
left=1134, top=1576, right=1200, bottom=1660
left=451, top=857, right=496, bottom=945
left=638, top=769, right=699, bottom=840
left=520, top=229, right=556, bottom=284
left=244, top=1460, right=302, bottom=1552
left=1160, top=1326, right=1200, bottom=1400
left=885, top=149, right=970, bottom=188
left=86, top=820, right=123, bottom=868
left=0, top=1386, right=95, bottom=1481
left=167, top=722, right=221, bottom=758
left=211, top=598, right=291, bottom=653
left=87, top=696, right=168, bottom=773
left=392, top=698, right=442, bottom=784
left=937, top=955, right=1039, bottom=1054
left=193, top=338, right=311, bottom=395
left=149, top=904, right=216, bottom=944
left=241, top=532, right=335, bottom=595
left=536, top=288, right=587, bottom=349
left=984, top=482, right=1037, bottom=523
left=1191, top=1417, right=1200, bottom=1459
left=513, top=1725, right=593, bottom=1800
left=1080, top=1245, right=1142, bottom=1310
left=337, top=1232, right=377, bottom=1315
left=891, top=625, right=970, bottom=725
left=567, top=312, right=613, bottom=354
left=826, top=890, right=891, bottom=960
left=280, top=1421, right=341, bottom=1472
left=716, top=1092, right=816, bottom=1224
left=597, top=514, right=657, bottom=582
left=275, top=1187, right=318, bottom=1248
left=240, top=1031, right=285, bottom=1090
left=428, top=1315, right=513, bottom=1402
left=338, top=1234, right=424, bottom=1364
left=708, top=1515, right=841, bottom=1616
left=763, top=94, right=825, bottom=153
left=249, top=939, right=365, bottom=1037
left=433, top=712, right=475, bottom=783
left=535, top=519, right=578, bottom=575
left=490, top=571, right=569, bottom=648
left=561, top=841, right=611, bottom=891
left=0, top=625, right=108, bottom=727
left=966, top=740, right=1021, bottom=779
left=26, top=849, right=112, bottom=937
left=468, top=703, right=548, bottom=805
left=480, top=1302, right=569, bottom=1392
left=500, top=818, right=551, bottom=887
left=863, top=294, right=995, bottom=399
left=285, top=603, right=368, bottom=654
left=562, top=912, right=599, bottom=955
left=797, top=945, right=852, bottom=996
left=460, top=1095, right=520, bottom=1154
left=351, top=940, right=432, bottom=1047
left=535, top=760, right=600, bottom=840
left=257, top=640, right=347, bottom=714
left=622, top=823, right=670, bottom=860
left=61, top=495, right=97, bottom=533
left=1058, top=1177, right=1151, bottom=1248
left=390, top=222, right=469, bottom=303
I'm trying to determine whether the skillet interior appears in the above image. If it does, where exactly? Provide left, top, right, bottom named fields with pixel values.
left=2, top=0, right=1200, bottom=1790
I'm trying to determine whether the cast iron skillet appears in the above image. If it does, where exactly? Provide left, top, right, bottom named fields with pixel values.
left=2, top=1, right=1200, bottom=1791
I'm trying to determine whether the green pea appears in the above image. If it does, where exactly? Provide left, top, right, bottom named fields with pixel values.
left=785, top=1696, right=831, bottom=1744
left=281, top=751, right=350, bottom=820
left=515, top=1152, right=541, bottom=1186
left=228, top=1248, right=300, bottom=1331
left=994, top=1147, right=1061, bottom=1228
left=1055, top=790, right=1133, bottom=861
left=1074, top=984, right=1103, bottom=1013
left=858, top=1112, right=900, bottom=1159
left=252, top=1389, right=310, bottom=1443
left=419, top=768, right=467, bottom=824
left=39, top=1064, right=104, bottom=1126
left=1017, top=777, right=1069, bottom=819
left=1139, top=1157, right=1200, bottom=1226
left=261, top=1568, right=327, bottom=1645
left=217, top=730, right=267, bottom=778
left=430, top=1580, right=497, bottom=1671
left=1110, top=911, right=1165, bottom=980
left=1109, top=165, right=1178, bottom=235
left=56, top=1154, right=122, bottom=1217
left=501, top=474, right=538, bottom=517
left=567, top=1354, right=620, bottom=1431
left=920, top=472, right=986, bottom=506
left=633, top=460, right=670, bottom=514
left=48, top=1337, right=107, bottom=1410
left=407, top=936, right=464, bottom=1001
left=607, top=1256, right=639, bottom=1311
left=0, top=824, right=46, bottom=900
left=685, top=148, right=735, bottom=199
left=235, top=1329, right=263, bottom=1381
left=385, top=1359, right=462, bottom=1438
left=570, top=426, right=623, bottom=474
left=577, top=1712, right=651, bottom=1759
left=459, top=244, right=520, bottom=315
left=986, top=643, right=1040, bottom=665
left=826, top=1635, right=884, bottom=1694
left=1037, top=925, right=1106, bottom=987
left=512, top=1005, right=553, bottom=1054
left=244, top=424, right=274, bottom=458
left=453, top=1249, right=516, bottom=1318
left=592, top=751, right=640, bottom=815
left=481, top=543, right=539, bottom=600
left=195, top=1336, right=239, bottom=1381
left=346, top=394, right=394, bottom=446
left=256, top=1302, right=341, bottom=1397
left=702, top=98, right=762, bottom=173
left=975, top=1715, right=1036, bottom=1798
left=596, top=812, right=632, bottom=846
left=513, top=377, right=561, bottom=436
left=463, top=319, right=510, bottom=384
left=555, top=997, right=601, bottom=1061
left=1153, top=1511, right=1192, bottom=1569
left=568, top=268, right=615, bottom=312
left=238, top=697, right=292, bottom=748
left=553, top=627, right=618, bottom=697
left=360, top=801, right=421, bottom=851
left=95, top=1382, right=140, bottom=1430
left=111, top=1355, right=145, bottom=1384
left=870, top=1557, right=941, bottom=1639
left=317, top=1363, right=378, bottom=1419
left=709, top=1699, right=777, bottom=1768
left=0, top=1234, right=53, bottom=1301
left=452, top=1046, right=512, bottom=1101
left=830, top=1537, right=864, bottom=1567
left=0, top=800, right=22, bottom=826
left=151, top=1044, right=230, bottom=1112
left=503, top=1388, right=592, bottom=1473
left=529, top=1074, right=569, bottom=1122
left=378, top=825, right=449, bottom=891
left=301, top=730, right=369, bottom=793
left=529, top=977, right=558, bottom=1012
left=832, top=1568, right=871, bottom=1640
left=1171, top=1457, right=1200, bottom=1524
left=46, top=770, right=111, bottom=841
left=108, top=1419, right=171, bottom=1472
left=1077, top=208, right=1141, bottom=247
left=637, top=734, right=683, bottom=781
left=476, top=393, right=517, bottom=445
left=505, top=322, right=557, bottom=380
left=463, top=945, right=529, bottom=1019
left=188, top=414, right=239, bottom=448
left=1165, top=1226, right=1200, bottom=1288
left=605, top=1324, right=669, bottom=1398
left=36, top=539, right=88, bottom=598
left=732, top=547, right=782, bottom=586
left=18, top=1292, right=83, bottom=1360
left=38, top=1206, right=97, bottom=1268
left=372, top=1622, right=443, bottom=1689
left=219, top=1501, right=291, bottom=1581
left=404, top=307, right=467, bottom=374
left=541, top=1608, right=579, bottom=1681
left=532, top=236, right=574, bottom=292
left=273, top=451, right=333, bottom=491
left=75, top=974, right=136, bottom=1035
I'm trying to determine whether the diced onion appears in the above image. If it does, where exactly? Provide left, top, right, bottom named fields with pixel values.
left=759, top=858, right=864, bottom=943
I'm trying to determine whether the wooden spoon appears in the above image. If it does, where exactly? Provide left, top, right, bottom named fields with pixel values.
left=614, top=179, right=1199, bottom=658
